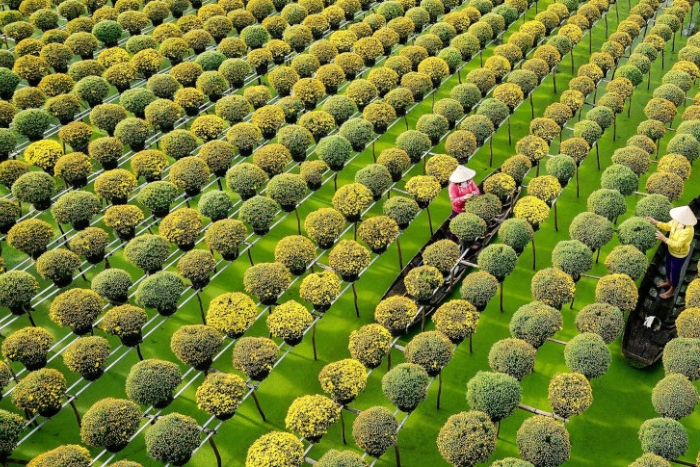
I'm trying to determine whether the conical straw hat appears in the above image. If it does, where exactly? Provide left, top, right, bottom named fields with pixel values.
left=449, top=166, right=477, bottom=184
left=670, top=206, right=697, bottom=226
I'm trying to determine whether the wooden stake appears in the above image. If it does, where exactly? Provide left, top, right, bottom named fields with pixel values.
left=499, top=281, right=504, bottom=312
left=294, top=207, right=301, bottom=235
left=136, top=344, right=144, bottom=361
left=209, top=437, right=222, bottom=467
left=352, top=282, right=360, bottom=317
left=69, top=399, right=82, bottom=427
left=554, top=202, right=558, bottom=232
left=197, top=292, right=206, bottom=325
left=394, top=444, right=402, bottom=467
left=436, top=371, right=443, bottom=410
left=532, top=237, right=536, bottom=270
left=312, top=322, right=318, bottom=360
left=251, top=392, right=266, bottom=421
left=340, top=409, right=348, bottom=444
left=247, top=248, right=254, bottom=267
left=396, top=236, right=404, bottom=269
left=426, top=205, right=434, bottom=235
left=469, top=334, right=473, bottom=354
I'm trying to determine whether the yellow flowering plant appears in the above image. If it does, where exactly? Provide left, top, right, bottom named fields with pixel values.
left=406, top=175, right=441, bottom=208
left=514, top=196, right=550, bottom=226
left=266, top=299, right=313, bottom=345
left=483, top=172, right=516, bottom=200
left=433, top=299, right=479, bottom=344
left=531, top=267, right=575, bottom=310
left=285, top=394, right=341, bottom=441
left=300, top=271, right=342, bottom=312
left=527, top=175, right=562, bottom=204
left=206, top=292, right=258, bottom=338
left=233, top=337, right=279, bottom=381
left=328, top=240, right=371, bottom=281
left=348, top=324, right=392, bottom=369
left=319, top=358, right=367, bottom=403
left=12, top=368, right=66, bottom=416
left=245, top=431, right=304, bottom=467
left=374, top=295, right=418, bottom=335
left=196, top=372, right=248, bottom=420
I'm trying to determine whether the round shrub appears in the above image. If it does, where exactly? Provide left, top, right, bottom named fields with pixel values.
left=466, top=371, right=521, bottom=421
left=170, top=157, right=211, bottom=196
left=91, top=268, right=132, bottom=305
left=49, top=287, right=103, bottom=333
left=564, top=332, right=611, bottom=379
left=11, top=171, right=55, bottom=209
left=63, top=336, right=110, bottom=381
left=352, top=406, right=397, bottom=457
left=517, top=415, right=570, bottom=467
left=574, top=302, right=624, bottom=344
left=105, top=204, right=145, bottom=240
left=423, top=239, right=460, bottom=275
left=510, top=301, right=562, bottom=348
left=2, top=326, right=52, bottom=370
left=477, top=244, right=518, bottom=281
left=246, top=432, right=303, bottom=467
left=266, top=299, right=313, bottom=344
left=651, top=374, right=699, bottom=420
left=171, top=324, right=222, bottom=370
left=135, top=271, right=185, bottom=316
left=638, top=418, right=688, bottom=460
left=12, top=368, right=66, bottom=417
left=437, top=411, right=497, bottom=467
left=124, top=234, right=170, bottom=273
left=404, top=330, right=453, bottom=376
left=488, top=338, right=536, bottom=381
left=145, top=413, right=200, bottom=465
left=51, top=190, right=100, bottom=229
left=12, top=109, right=50, bottom=141
left=233, top=337, right=278, bottom=381
left=54, top=152, right=91, bottom=187
left=593, top=272, right=638, bottom=313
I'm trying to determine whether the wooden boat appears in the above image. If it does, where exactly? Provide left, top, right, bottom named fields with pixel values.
left=622, top=196, right=700, bottom=368
left=383, top=169, right=523, bottom=328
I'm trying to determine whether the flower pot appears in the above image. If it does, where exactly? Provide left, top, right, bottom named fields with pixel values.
left=152, top=18, right=163, bottom=26
left=337, top=396, right=356, bottom=405
left=289, top=266, right=307, bottom=275
left=239, top=146, right=254, bottom=158
left=330, top=23, right=340, bottom=30
left=326, top=85, right=338, bottom=94
left=250, top=368, right=270, bottom=381
left=261, top=129, right=277, bottom=140
left=307, top=180, right=322, bottom=191
left=313, top=303, right=331, bottom=313
left=190, top=277, right=210, bottom=290
left=284, top=335, right=303, bottom=346
left=222, top=249, right=240, bottom=261
left=85, top=253, right=106, bottom=265
left=169, top=56, right=182, bottom=66
left=120, top=332, right=143, bottom=347
left=397, top=404, right=417, bottom=413
left=292, top=44, right=306, bottom=53
left=71, top=323, right=94, bottom=335
left=192, top=46, right=206, bottom=54
left=426, top=367, right=441, bottom=377
left=273, top=56, right=285, bottom=65
left=285, top=113, right=298, bottom=124
left=80, top=53, right=94, bottom=60
left=101, top=159, right=119, bottom=170
left=39, top=405, right=62, bottom=418
left=215, top=411, right=237, bottom=421
left=0, top=219, right=16, bottom=234
left=303, top=101, right=317, bottom=111
left=81, top=367, right=104, bottom=381
left=52, top=275, right=74, bottom=288
left=340, top=273, right=359, bottom=282
left=153, top=396, right=174, bottom=409
left=152, top=208, right=170, bottom=218
left=253, top=227, right=270, bottom=236
left=260, top=295, right=277, bottom=305
left=416, top=200, right=431, bottom=209
left=280, top=203, right=297, bottom=213
left=254, top=64, right=268, bottom=76
left=397, top=222, right=409, bottom=230
left=116, top=227, right=136, bottom=241
left=318, top=239, right=335, bottom=249
left=24, top=357, right=47, bottom=371
left=383, top=46, right=392, bottom=56
left=105, top=442, right=129, bottom=453
left=345, top=72, right=356, bottom=80
left=370, top=245, right=387, bottom=254
left=32, top=198, right=52, bottom=211
left=193, top=359, right=213, bottom=371
left=30, top=246, right=47, bottom=260
left=344, top=213, right=361, bottom=223
left=373, top=122, right=388, bottom=134
left=69, top=177, right=88, bottom=188
left=171, top=455, right=193, bottom=467
left=157, top=306, right=178, bottom=317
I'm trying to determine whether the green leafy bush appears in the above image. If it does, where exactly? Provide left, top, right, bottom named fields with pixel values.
left=467, top=371, right=521, bottom=421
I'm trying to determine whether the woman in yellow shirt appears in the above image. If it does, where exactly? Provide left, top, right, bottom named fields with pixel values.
left=647, top=205, right=697, bottom=299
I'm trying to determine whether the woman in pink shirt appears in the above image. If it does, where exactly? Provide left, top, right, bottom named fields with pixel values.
left=448, top=165, right=480, bottom=218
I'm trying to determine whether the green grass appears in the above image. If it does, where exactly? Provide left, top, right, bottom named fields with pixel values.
left=2, top=0, right=700, bottom=465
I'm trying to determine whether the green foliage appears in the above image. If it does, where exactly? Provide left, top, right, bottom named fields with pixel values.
left=437, top=411, right=497, bottom=467
left=2, top=326, right=52, bottom=369
left=135, top=271, right=185, bottom=315
left=477, top=244, right=518, bottom=280
left=517, top=415, right=571, bottom=466
left=466, top=371, right=522, bottom=421
left=651, top=374, right=699, bottom=420
left=352, top=406, right=397, bottom=457
left=124, top=234, right=170, bottom=273
left=145, top=413, right=200, bottom=465
left=638, top=418, right=688, bottom=460
left=510, top=301, right=562, bottom=348
left=488, top=338, right=536, bottom=380
left=574, top=302, right=624, bottom=344
left=663, top=337, right=700, bottom=380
